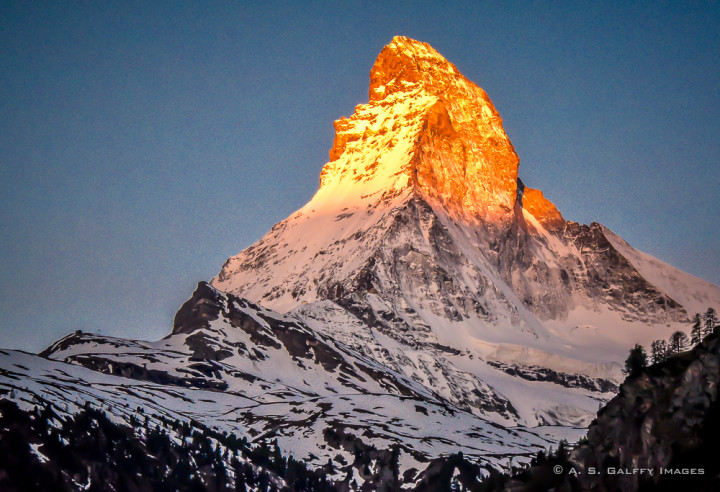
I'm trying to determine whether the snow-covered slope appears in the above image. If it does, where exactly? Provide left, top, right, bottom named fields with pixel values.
left=603, top=226, right=720, bottom=317
left=3, top=283, right=580, bottom=483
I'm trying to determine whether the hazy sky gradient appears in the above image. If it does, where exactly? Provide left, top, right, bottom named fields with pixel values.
left=2, top=1, right=719, bottom=351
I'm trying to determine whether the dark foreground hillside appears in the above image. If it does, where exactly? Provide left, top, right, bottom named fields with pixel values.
left=485, top=330, right=720, bottom=492
left=0, top=396, right=492, bottom=491
left=0, top=398, right=334, bottom=491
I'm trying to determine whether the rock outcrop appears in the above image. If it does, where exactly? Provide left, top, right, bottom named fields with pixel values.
left=567, top=330, right=720, bottom=491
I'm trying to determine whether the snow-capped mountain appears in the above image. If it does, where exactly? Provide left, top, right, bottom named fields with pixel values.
left=212, top=36, right=720, bottom=423
left=2, top=36, right=720, bottom=486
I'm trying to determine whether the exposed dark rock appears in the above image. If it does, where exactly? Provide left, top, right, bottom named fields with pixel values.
left=172, top=281, right=224, bottom=335
left=487, top=360, right=618, bottom=393
left=185, top=332, right=233, bottom=361
left=70, top=355, right=228, bottom=390
left=562, top=222, right=685, bottom=320
left=566, top=330, right=720, bottom=491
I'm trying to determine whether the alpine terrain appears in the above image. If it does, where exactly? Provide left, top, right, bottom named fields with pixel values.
left=2, top=36, right=720, bottom=489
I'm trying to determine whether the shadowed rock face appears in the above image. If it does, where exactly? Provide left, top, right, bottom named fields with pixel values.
left=477, top=329, right=720, bottom=492
left=80, top=282, right=427, bottom=400
left=172, top=281, right=224, bottom=335
left=566, top=330, right=720, bottom=492
left=560, top=222, right=685, bottom=319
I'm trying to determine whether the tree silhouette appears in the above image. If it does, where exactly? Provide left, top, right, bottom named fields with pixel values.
left=669, top=331, right=689, bottom=354
left=624, top=343, right=648, bottom=376
left=691, top=313, right=703, bottom=345
left=704, top=308, right=718, bottom=336
left=650, top=339, right=667, bottom=364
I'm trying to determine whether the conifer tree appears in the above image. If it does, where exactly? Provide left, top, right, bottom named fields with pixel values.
left=669, top=331, right=689, bottom=354
left=691, top=313, right=703, bottom=345
left=624, top=343, right=648, bottom=375
left=650, top=339, right=667, bottom=364
left=704, top=307, right=718, bottom=336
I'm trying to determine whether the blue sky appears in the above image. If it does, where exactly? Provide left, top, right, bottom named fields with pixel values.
left=1, top=1, right=719, bottom=351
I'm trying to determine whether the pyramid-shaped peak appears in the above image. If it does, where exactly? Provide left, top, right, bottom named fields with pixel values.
left=312, top=37, right=523, bottom=221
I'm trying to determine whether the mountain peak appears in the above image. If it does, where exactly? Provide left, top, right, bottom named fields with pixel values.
left=319, top=36, right=522, bottom=221
left=211, top=38, right=720, bottom=429
left=368, top=36, right=453, bottom=101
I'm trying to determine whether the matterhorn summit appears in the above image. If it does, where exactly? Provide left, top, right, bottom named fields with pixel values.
left=2, top=36, right=720, bottom=488
left=321, top=35, right=521, bottom=221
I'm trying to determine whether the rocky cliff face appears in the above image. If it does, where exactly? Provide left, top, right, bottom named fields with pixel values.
left=566, top=331, right=720, bottom=491
left=322, top=36, right=520, bottom=223
left=517, top=180, right=565, bottom=231
left=475, top=329, right=720, bottom=491
left=371, top=36, right=520, bottom=220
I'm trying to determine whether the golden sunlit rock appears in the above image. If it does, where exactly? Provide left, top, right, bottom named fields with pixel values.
left=522, top=187, right=566, bottom=230
left=321, top=36, right=560, bottom=227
